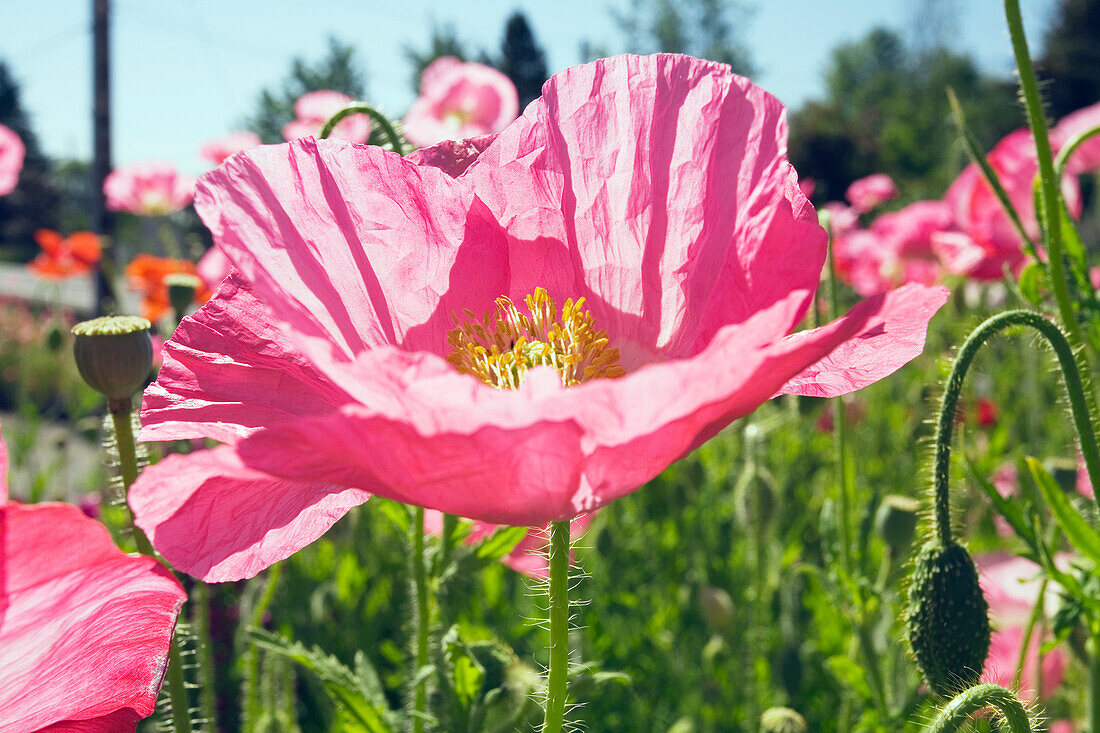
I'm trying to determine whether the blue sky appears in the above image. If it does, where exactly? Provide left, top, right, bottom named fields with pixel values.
left=1, top=0, right=1057, bottom=174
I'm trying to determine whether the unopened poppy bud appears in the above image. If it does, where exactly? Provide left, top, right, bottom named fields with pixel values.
left=72, top=315, right=153, bottom=407
left=904, top=539, right=990, bottom=696
left=760, top=707, right=807, bottom=733
left=165, top=273, right=203, bottom=317
left=875, top=494, right=921, bottom=554
left=699, top=585, right=735, bottom=632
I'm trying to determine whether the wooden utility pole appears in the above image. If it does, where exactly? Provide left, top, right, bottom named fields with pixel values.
left=91, top=0, right=114, bottom=314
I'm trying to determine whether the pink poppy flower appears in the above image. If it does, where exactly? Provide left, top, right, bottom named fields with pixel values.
left=940, top=128, right=1081, bottom=280
left=423, top=511, right=593, bottom=579
left=845, top=173, right=897, bottom=213
left=104, top=162, right=195, bottom=216
left=1052, top=101, right=1100, bottom=176
left=132, top=54, right=948, bottom=582
left=976, top=553, right=1067, bottom=702
left=196, top=245, right=233, bottom=290
left=797, top=177, right=815, bottom=201
left=0, top=123, right=24, bottom=197
left=282, top=90, right=370, bottom=144
left=403, top=57, right=519, bottom=147
left=200, top=130, right=262, bottom=166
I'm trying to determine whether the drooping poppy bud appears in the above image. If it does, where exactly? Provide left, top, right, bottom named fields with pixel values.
left=875, top=494, right=921, bottom=556
left=72, top=315, right=153, bottom=408
left=904, top=539, right=991, bottom=696
left=166, top=272, right=203, bottom=319
left=760, top=707, right=808, bottom=733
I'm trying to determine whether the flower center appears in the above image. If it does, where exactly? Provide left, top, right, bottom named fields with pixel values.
left=446, top=287, right=625, bottom=389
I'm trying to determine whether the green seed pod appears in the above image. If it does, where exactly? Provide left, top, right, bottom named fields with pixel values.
left=875, top=494, right=921, bottom=555
left=759, top=707, right=807, bottom=733
left=904, top=539, right=991, bottom=696
left=72, top=316, right=153, bottom=406
left=165, top=273, right=203, bottom=317
left=699, top=585, right=735, bottom=633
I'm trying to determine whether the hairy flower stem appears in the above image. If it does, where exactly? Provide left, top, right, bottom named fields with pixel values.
left=412, top=506, right=430, bottom=733
left=194, top=581, right=219, bottom=731
left=543, top=520, right=571, bottom=733
left=108, top=400, right=189, bottom=733
left=933, top=310, right=1100, bottom=545
left=825, top=233, right=855, bottom=574
left=245, top=563, right=282, bottom=731
left=928, top=683, right=1033, bottom=732
left=1090, top=626, right=1100, bottom=733
left=1003, top=0, right=1088, bottom=354
left=320, top=102, right=407, bottom=156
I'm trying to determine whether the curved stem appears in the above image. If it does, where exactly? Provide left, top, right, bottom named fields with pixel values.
left=1055, top=124, right=1100, bottom=180
left=933, top=310, right=1100, bottom=544
left=1003, top=0, right=1086, bottom=351
left=543, top=520, right=571, bottom=733
left=412, top=506, right=429, bottom=733
left=928, top=683, right=1033, bottom=732
left=319, top=102, right=406, bottom=156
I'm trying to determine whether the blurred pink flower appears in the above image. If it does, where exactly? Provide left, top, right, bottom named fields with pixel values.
left=403, top=57, right=519, bottom=146
left=200, top=130, right=262, bottom=166
left=282, top=90, right=370, bottom=143
left=797, top=177, right=815, bottom=201
left=845, top=173, right=897, bottom=213
left=423, top=511, right=593, bottom=579
left=976, top=553, right=1067, bottom=702
left=196, top=246, right=233, bottom=290
left=1052, top=101, right=1100, bottom=176
left=0, top=123, right=24, bottom=196
left=1077, top=456, right=1095, bottom=499
left=104, top=162, right=194, bottom=216
left=132, top=54, right=948, bottom=582
left=1050, top=721, right=1075, bottom=733
left=940, top=128, right=1081, bottom=280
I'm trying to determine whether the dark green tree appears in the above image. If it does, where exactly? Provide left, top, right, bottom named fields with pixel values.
left=788, top=28, right=1018, bottom=203
left=0, top=60, right=59, bottom=262
left=611, top=0, right=755, bottom=75
left=244, top=38, right=368, bottom=144
left=405, top=25, right=469, bottom=94
left=498, top=13, right=549, bottom=109
left=1039, top=0, right=1100, bottom=119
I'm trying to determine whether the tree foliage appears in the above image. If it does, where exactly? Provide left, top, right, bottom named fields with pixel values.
left=497, top=13, right=549, bottom=109
left=788, top=28, right=1019, bottom=204
left=1039, top=0, right=1100, bottom=119
left=612, top=0, right=755, bottom=75
left=244, top=38, right=368, bottom=144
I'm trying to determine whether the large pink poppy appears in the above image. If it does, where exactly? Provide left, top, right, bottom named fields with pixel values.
left=200, top=130, right=262, bottom=166
left=0, top=430, right=186, bottom=730
left=939, top=128, right=1081, bottom=280
left=132, top=54, right=948, bottom=582
left=0, top=123, right=25, bottom=197
left=403, top=57, right=519, bottom=147
left=104, top=162, right=195, bottom=216
left=845, top=173, right=897, bottom=213
left=282, top=90, right=370, bottom=144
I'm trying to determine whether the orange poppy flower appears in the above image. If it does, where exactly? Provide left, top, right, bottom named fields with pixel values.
left=125, top=254, right=211, bottom=321
left=29, top=229, right=102, bottom=279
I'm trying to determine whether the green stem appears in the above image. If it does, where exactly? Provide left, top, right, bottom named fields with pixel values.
left=194, top=581, right=218, bottom=731
left=826, top=232, right=854, bottom=573
left=440, top=512, right=457, bottom=570
left=1012, top=577, right=1047, bottom=693
left=543, top=520, right=571, bottom=733
left=932, top=310, right=1100, bottom=544
left=1090, top=626, right=1100, bottom=733
left=928, top=683, right=1033, bottom=732
left=1003, top=0, right=1087, bottom=351
left=856, top=617, right=890, bottom=719
left=1055, top=124, right=1100, bottom=180
left=245, top=563, right=282, bottom=732
left=166, top=632, right=192, bottom=733
left=412, top=506, right=429, bottom=733
left=319, top=102, right=407, bottom=156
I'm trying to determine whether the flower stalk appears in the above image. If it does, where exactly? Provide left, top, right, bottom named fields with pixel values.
left=543, top=519, right=571, bottom=733
left=411, top=506, right=430, bottom=733
left=927, top=683, right=1033, bottom=732
left=320, top=102, right=406, bottom=156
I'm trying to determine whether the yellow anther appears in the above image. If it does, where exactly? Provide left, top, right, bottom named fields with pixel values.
left=446, top=287, right=625, bottom=389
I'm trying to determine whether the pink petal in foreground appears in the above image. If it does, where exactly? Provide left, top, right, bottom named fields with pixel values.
left=778, top=283, right=949, bottom=398
left=129, top=446, right=370, bottom=582
left=0, top=503, right=185, bottom=732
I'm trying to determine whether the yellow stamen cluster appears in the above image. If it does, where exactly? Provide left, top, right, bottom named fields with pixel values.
left=446, top=287, right=625, bottom=389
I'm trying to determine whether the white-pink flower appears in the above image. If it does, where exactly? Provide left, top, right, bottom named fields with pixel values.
left=845, top=173, right=898, bottom=213
left=200, top=131, right=262, bottom=166
left=104, top=163, right=194, bottom=216
left=403, top=57, right=519, bottom=147
left=0, top=123, right=25, bottom=197
left=282, top=90, right=370, bottom=143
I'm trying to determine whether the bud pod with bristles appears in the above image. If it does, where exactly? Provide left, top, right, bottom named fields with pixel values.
left=72, top=316, right=153, bottom=407
left=904, top=539, right=990, bottom=696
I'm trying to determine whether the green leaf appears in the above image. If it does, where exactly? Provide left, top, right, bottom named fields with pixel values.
left=249, top=628, right=399, bottom=732
left=1016, top=261, right=1043, bottom=306
left=453, top=654, right=485, bottom=708
left=475, top=525, right=530, bottom=562
left=1026, top=457, right=1100, bottom=564
left=826, top=655, right=872, bottom=701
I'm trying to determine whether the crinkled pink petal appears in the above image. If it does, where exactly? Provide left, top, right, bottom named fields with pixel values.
left=404, top=60, right=519, bottom=147
left=104, top=163, right=194, bottom=216
left=845, top=173, right=897, bottom=213
left=778, top=283, right=949, bottom=398
left=1052, top=101, right=1100, bottom=175
left=129, top=446, right=370, bottom=581
left=0, top=502, right=185, bottom=731
left=140, top=273, right=352, bottom=446
left=422, top=511, right=593, bottom=579
left=0, top=123, right=25, bottom=197
left=195, top=245, right=232, bottom=290
left=199, top=131, right=262, bottom=166
left=404, top=134, right=497, bottom=178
